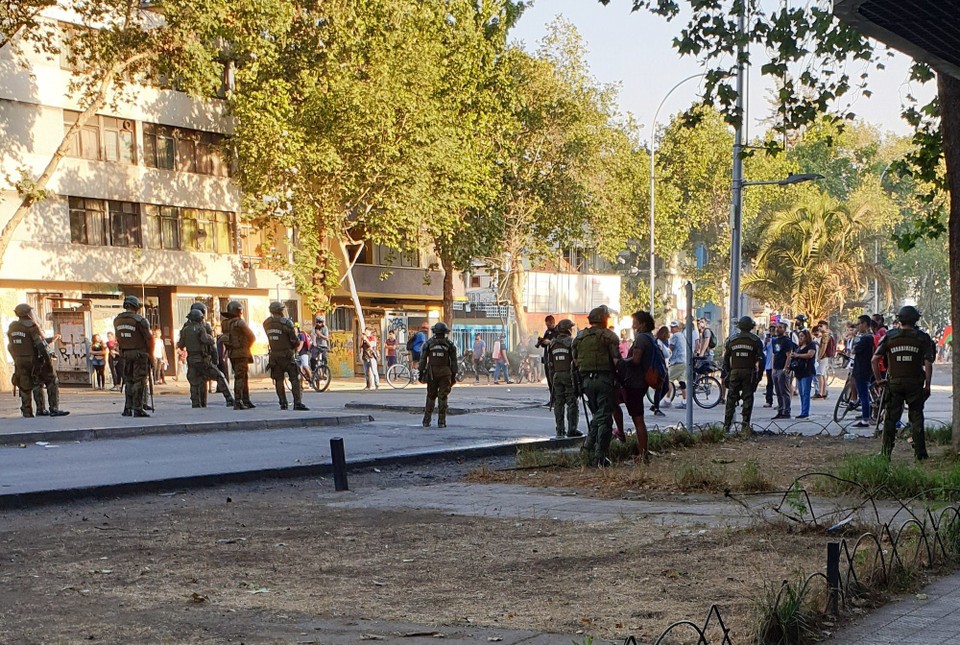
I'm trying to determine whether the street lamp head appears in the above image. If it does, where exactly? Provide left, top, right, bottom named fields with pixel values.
left=778, top=173, right=825, bottom=186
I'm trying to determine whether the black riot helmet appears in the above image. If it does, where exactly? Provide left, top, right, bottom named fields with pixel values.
left=556, top=319, right=575, bottom=334
left=587, top=306, right=609, bottom=325
left=186, top=309, right=205, bottom=323
left=190, top=302, right=208, bottom=316
left=896, top=305, right=921, bottom=325
left=269, top=301, right=285, bottom=315
left=432, top=322, right=450, bottom=335
left=737, top=316, right=756, bottom=331
left=226, top=300, right=243, bottom=316
left=14, top=303, right=32, bottom=318
left=123, top=295, right=141, bottom=311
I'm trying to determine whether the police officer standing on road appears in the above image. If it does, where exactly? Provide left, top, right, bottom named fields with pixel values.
left=113, top=295, right=154, bottom=417
left=178, top=309, right=216, bottom=407
left=32, top=332, right=70, bottom=417
left=222, top=300, right=256, bottom=410
left=7, top=303, right=57, bottom=418
left=418, top=322, right=457, bottom=428
left=874, top=306, right=935, bottom=460
left=548, top=319, right=581, bottom=439
left=264, top=301, right=309, bottom=411
left=722, top=316, right=764, bottom=435
left=536, top=315, right=558, bottom=408
left=188, top=302, right=234, bottom=406
left=572, top=306, right=621, bottom=467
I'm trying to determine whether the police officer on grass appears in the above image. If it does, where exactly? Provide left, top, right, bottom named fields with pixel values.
left=113, top=295, right=154, bottom=417
left=873, top=306, right=935, bottom=461
left=263, top=301, right=309, bottom=411
left=722, top=316, right=764, bottom=435
left=572, top=306, right=621, bottom=467
left=7, top=303, right=68, bottom=418
left=222, top=300, right=256, bottom=410
left=548, top=319, right=582, bottom=439
left=419, top=322, right=457, bottom=428
left=187, top=302, right=234, bottom=406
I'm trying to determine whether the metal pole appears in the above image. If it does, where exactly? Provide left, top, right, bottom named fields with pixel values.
left=826, top=542, right=840, bottom=615
left=873, top=239, right=879, bottom=312
left=685, top=281, right=694, bottom=430
left=728, top=4, right=747, bottom=337
left=649, top=73, right=706, bottom=314
left=330, top=437, right=349, bottom=491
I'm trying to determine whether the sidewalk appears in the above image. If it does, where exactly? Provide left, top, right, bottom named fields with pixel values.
left=825, top=571, right=960, bottom=644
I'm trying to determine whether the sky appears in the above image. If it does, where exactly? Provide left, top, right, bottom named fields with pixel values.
left=509, top=0, right=936, bottom=141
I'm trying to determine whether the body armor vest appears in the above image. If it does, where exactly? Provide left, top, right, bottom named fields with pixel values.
left=726, top=332, right=763, bottom=370
left=7, top=319, right=39, bottom=357
left=264, top=316, right=296, bottom=353
left=883, top=329, right=931, bottom=380
left=114, top=311, right=149, bottom=350
left=550, top=336, right=573, bottom=372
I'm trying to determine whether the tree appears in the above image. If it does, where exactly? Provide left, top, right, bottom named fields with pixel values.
left=487, top=20, right=637, bottom=339
left=229, top=0, right=456, bottom=320
left=743, top=193, right=891, bottom=320
left=599, top=0, right=960, bottom=440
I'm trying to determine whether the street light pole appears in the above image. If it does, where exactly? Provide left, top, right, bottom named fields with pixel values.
left=649, top=73, right=706, bottom=313
left=728, top=3, right=747, bottom=337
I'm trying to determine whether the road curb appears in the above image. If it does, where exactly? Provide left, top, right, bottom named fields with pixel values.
left=0, top=435, right=582, bottom=509
left=343, top=400, right=544, bottom=415
left=0, top=414, right=375, bottom=447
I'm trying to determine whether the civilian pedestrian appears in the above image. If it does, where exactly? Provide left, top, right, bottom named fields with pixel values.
left=106, top=331, right=122, bottom=391
left=361, top=327, right=380, bottom=390
left=492, top=333, right=512, bottom=384
left=384, top=330, right=398, bottom=368
left=851, top=315, right=876, bottom=428
left=667, top=321, right=689, bottom=410
left=90, top=333, right=107, bottom=390
left=650, top=325, right=672, bottom=416
left=771, top=323, right=795, bottom=419
left=792, top=330, right=817, bottom=418
left=762, top=327, right=774, bottom=408
left=472, top=333, right=486, bottom=383
left=151, top=329, right=167, bottom=384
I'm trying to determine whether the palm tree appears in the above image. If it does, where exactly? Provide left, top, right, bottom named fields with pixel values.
left=743, top=194, right=892, bottom=321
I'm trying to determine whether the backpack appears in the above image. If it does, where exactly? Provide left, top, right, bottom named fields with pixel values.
left=405, top=334, right=417, bottom=352
left=707, top=329, right=717, bottom=350
left=626, top=332, right=667, bottom=390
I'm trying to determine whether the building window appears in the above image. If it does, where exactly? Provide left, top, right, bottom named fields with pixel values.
left=470, top=275, right=481, bottom=288
left=143, top=123, right=176, bottom=170
left=69, top=197, right=107, bottom=245
left=182, top=208, right=235, bottom=253
left=329, top=307, right=354, bottom=332
left=64, top=111, right=135, bottom=164
left=143, top=122, right=228, bottom=177
left=107, top=201, right=141, bottom=247
left=144, top=204, right=181, bottom=250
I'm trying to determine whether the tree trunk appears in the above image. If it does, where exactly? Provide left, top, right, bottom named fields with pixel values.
left=440, top=252, right=454, bottom=327
left=508, top=263, right=528, bottom=342
left=939, top=73, right=960, bottom=452
left=338, top=240, right=366, bottom=333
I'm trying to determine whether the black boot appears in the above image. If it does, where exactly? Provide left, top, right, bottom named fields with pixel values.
left=49, top=410, right=70, bottom=417
left=121, top=409, right=132, bottom=417
left=133, top=409, right=150, bottom=418
left=293, top=403, right=309, bottom=411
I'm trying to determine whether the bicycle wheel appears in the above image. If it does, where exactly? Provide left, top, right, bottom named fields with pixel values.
left=312, top=365, right=331, bottom=392
left=693, top=375, right=722, bottom=409
left=386, top=364, right=411, bottom=389
left=825, top=365, right=836, bottom=387
left=833, top=380, right=854, bottom=423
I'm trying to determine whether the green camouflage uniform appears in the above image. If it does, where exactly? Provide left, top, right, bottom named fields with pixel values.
left=721, top=331, right=764, bottom=433
left=549, top=334, right=579, bottom=437
left=114, top=310, right=153, bottom=415
left=572, top=326, right=620, bottom=463
left=7, top=316, right=44, bottom=416
left=875, top=327, right=935, bottom=459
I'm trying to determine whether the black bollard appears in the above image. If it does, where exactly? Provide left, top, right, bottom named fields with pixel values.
left=330, top=437, right=348, bottom=491
left=826, top=541, right=840, bottom=615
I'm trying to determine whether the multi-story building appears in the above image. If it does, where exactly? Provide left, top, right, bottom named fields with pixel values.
left=0, top=19, right=457, bottom=384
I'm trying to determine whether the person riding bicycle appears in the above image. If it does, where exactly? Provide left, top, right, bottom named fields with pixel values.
left=294, top=322, right=312, bottom=380
left=311, top=316, right=329, bottom=368
left=411, top=321, right=430, bottom=362
left=874, top=306, right=934, bottom=460
left=722, top=316, right=764, bottom=435
left=419, top=322, right=458, bottom=428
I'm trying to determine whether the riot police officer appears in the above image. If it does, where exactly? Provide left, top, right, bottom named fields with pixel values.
left=418, top=322, right=457, bottom=428
left=32, top=333, right=69, bottom=417
left=221, top=300, right=256, bottom=410
left=188, top=302, right=233, bottom=406
left=722, top=316, right=764, bottom=434
left=7, top=303, right=46, bottom=417
left=548, top=319, right=581, bottom=439
left=572, top=306, right=621, bottom=467
left=264, top=301, right=309, bottom=411
left=113, top=295, right=154, bottom=417
left=874, top=305, right=935, bottom=460
left=177, top=309, right=216, bottom=407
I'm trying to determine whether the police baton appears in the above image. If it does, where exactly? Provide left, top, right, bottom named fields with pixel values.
left=148, top=367, right=155, bottom=412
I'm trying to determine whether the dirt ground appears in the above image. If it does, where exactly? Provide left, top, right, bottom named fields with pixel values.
left=0, top=434, right=929, bottom=644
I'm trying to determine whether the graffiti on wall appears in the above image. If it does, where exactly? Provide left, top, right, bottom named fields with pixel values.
left=329, top=330, right=354, bottom=377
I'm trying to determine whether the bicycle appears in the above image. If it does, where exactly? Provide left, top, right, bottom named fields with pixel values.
left=386, top=352, right=420, bottom=389
left=515, top=353, right=538, bottom=383
left=644, top=358, right=722, bottom=409
left=832, top=372, right=885, bottom=427
left=306, top=353, right=332, bottom=392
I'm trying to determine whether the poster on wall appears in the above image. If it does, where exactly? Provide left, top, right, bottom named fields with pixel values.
left=52, top=309, right=91, bottom=385
left=329, top=330, right=354, bottom=378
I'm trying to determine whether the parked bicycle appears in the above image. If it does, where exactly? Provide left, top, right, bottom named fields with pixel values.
left=458, top=350, right=491, bottom=384
left=386, top=351, right=421, bottom=389
left=644, top=356, right=723, bottom=409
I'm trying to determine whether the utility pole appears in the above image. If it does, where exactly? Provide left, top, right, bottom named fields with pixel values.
left=728, top=2, right=747, bottom=336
